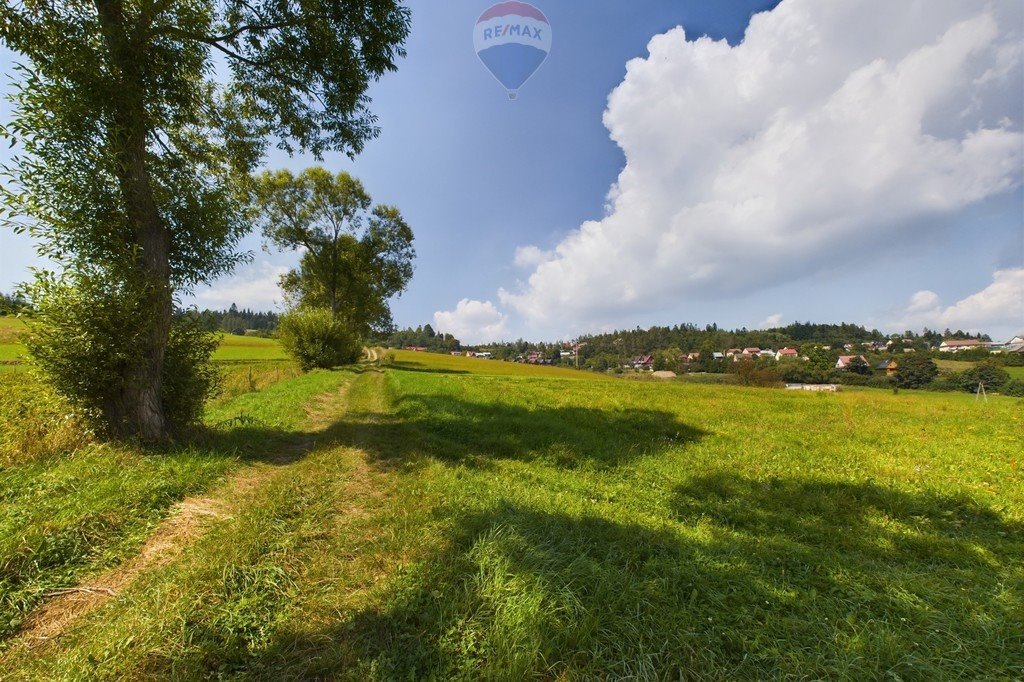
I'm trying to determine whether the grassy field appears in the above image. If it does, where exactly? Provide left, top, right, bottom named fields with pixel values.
left=0, top=350, right=1020, bottom=679
left=213, top=334, right=290, bottom=362
left=0, top=321, right=289, bottom=366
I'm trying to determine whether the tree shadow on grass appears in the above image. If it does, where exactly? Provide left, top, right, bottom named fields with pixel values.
left=388, top=360, right=470, bottom=375
left=340, top=391, right=706, bottom=471
left=180, top=389, right=703, bottom=474
left=245, top=478, right=1022, bottom=680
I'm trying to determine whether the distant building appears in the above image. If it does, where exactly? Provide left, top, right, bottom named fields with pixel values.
left=836, top=355, right=869, bottom=370
left=876, top=359, right=898, bottom=377
left=938, top=339, right=988, bottom=353
left=776, top=348, right=799, bottom=361
left=632, top=355, right=655, bottom=370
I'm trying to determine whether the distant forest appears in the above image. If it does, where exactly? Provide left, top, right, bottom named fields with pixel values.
left=5, top=293, right=996, bottom=359
left=0, top=292, right=29, bottom=315
left=471, top=322, right=991, bottom=364
left=182, top=304, right=279, bottom=336
left=384, top=324, right=461, bottom=352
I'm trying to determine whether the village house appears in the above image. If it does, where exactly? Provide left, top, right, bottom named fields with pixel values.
left=875, top=359, right=898, bottom=377
left=725, top=348, right=741, bottom=358
left=835, top=354, right=869, bottom=370
left=938, top=339, right=988, bottom=353
left=739, top=347, right=761, bottom=360
left=775, top=347, right=799, bottom=361
left=632, top=355, right=655, bottom=370
left=1009, top=335, right=1024, bottom=353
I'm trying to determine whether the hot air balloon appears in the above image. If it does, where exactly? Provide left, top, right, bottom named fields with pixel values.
left=473, top=2, right=551, bottom=100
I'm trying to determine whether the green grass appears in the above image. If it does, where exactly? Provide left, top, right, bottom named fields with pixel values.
left=213, top=334, right=289, bottom=362
left=0, top=364, right=353, bottom=642
left=0, top=330, right=288, bottom=369
left=1, top=352, right=1019, bottom=679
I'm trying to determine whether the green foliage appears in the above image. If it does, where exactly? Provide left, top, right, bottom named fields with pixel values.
left=386, top=326, right=461, bottom=352
left=895, top=354, right=939, bottom=389
left=254, top=168, right=415, bottom=337
left=0, top=1, right=410, bottom=439
left=278, top=308, right=362, bottom=371
left=163, top=316, right=222, bottom=429
left=0, top=292, right=28, bottom=316
left=1001, top=379, right=1024, bottom=397
left=23, top=272, right=219, bottom=434
left=956, top=360, right=1011, bottom=392
left=734, top=359, right=782, bottom=387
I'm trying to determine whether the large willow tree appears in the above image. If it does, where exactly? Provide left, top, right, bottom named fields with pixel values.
left=0, top=1, right=410, bottom=439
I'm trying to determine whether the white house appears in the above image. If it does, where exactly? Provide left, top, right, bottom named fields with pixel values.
left=836, top=355, right=868, bottom=369
left=938, top=339, right=988, bottom=353
left=776, top=348, right=799, bottom=361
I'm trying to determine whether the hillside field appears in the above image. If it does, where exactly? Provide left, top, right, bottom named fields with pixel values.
left=0, top=320, right=288, bottom=366
left=0, top=349, right=1020, bottom=679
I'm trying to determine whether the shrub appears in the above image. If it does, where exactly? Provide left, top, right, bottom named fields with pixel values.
left=734, top=359, right=782, bottom=387
left=895, top=355, right=938, bottom=389
left=1001, top=379, right=1024, bottom=397
left=23, top=272, right=219, bottom=436
left=278, top=308, right=362, bottom=371
left=927, top=376, right=962, bottom=392
left=957, top=360, right=1010, bottom=392
left=162, top=316, right=221, bottom=428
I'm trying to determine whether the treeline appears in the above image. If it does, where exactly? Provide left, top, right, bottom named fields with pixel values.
left=0, top=292, right=29, bottom=316
left=574, top=322, right=885, bottom=360
left=469, top=322, right=1001, bottom=372
left=385, top=324, right=461, bottom=352
left=186, top=304, right=280, bottom=336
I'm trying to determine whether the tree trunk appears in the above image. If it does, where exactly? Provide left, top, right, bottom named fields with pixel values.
left=95, top=0, right=170, bottom=441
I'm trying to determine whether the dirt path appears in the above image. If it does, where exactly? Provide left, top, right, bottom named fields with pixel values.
left=3, top=381, right=355, bottom=654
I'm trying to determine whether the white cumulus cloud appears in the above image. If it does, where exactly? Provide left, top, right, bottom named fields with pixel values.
left=891, top=267, right=1024, bottom=336
left=500, top=0, right=1023, bottom=332
left=433, top=299, right=508, bottom=344
left=758, top=313, right=785, bottom=329
left=192, top=260, right=289, bottom=310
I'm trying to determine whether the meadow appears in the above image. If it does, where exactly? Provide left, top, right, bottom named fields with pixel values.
left=0, top=349, right=1020, bottom=679
left=0, top=319, right=288, bottom=367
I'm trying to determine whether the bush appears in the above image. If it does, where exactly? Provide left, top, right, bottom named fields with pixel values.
left=928, top=376, right=962, bottom=392
left=1001, top=379, right=1024, bottom=397
left=23, top=272, right=219, bottom=435
left=895, top=355, right=938, bottom=388
left=957, top=360, right=1010, bottom=392
left=278, top=308, right=362, bottom=371
left=162, top=315, right=221, bottom=428
left=734, top=360, right=782, bottom=387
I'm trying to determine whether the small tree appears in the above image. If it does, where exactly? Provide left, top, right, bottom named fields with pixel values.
left=254, top=168, right=415, bottom=338
left=895, top=355, right=938, bottom=389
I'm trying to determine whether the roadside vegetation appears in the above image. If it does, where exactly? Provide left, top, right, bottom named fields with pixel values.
left=0, top=350, right=1019, bottom=679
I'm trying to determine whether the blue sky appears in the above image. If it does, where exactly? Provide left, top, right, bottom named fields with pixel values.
left=1, top=1, right=1022, bottom=342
